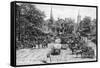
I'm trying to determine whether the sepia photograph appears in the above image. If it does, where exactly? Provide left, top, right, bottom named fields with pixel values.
left=15, top=2, right=97, bottom=66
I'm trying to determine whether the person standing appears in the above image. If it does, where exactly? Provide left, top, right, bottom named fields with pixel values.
left=47, top=37, right=62, bottom=62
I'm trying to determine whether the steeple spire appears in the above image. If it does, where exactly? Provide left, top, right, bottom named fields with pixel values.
left=77, top=9, right=81, bottom=24
left=73, top=9, right=81, bottom=34
left=50, top=6, right=54, bottom=24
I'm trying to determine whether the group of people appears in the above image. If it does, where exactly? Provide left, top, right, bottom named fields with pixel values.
left=46, top=34, right=95, bottom=61
left=36, top=33, right=96, bottom=63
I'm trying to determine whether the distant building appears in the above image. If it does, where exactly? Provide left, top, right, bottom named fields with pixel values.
left=42, top=7, right=54, bottom=33
left=73, top=10, right=81, bottom=34
left=77, top=10, right=81, bottom=24
left=49, top=7, right=54, bottom=24
left=48, top=7, right=58, bottom=35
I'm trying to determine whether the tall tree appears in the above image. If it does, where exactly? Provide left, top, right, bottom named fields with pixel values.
left=79, top=16, right=92, bottom=37
left=19, top=3, right=45, bottom=27
left=16, top=3, right=46, bottom=49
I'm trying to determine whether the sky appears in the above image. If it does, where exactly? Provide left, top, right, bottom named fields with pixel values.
left=17, top=3, right=96, bottom=22
left=34, top=4, right=96, bottom=22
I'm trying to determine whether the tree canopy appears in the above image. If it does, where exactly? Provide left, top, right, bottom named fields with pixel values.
left=16, top=3, right=46, bottom=49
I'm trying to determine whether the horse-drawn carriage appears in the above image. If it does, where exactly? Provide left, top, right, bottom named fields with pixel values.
left=68, top=38, right=95, bottom=58
left=60, top=34, right=95, bottom=58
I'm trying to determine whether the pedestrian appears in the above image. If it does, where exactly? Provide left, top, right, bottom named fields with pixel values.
left=47, top=37, right=62, bottom=62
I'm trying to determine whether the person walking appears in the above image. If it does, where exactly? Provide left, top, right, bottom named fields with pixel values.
left=47, top=37, right=62, bottom=62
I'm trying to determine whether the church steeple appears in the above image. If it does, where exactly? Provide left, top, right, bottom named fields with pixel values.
left=50, top=6, right=54, bottom=24
left=77, top=9, right=81, bottom=24
left=73, top=9, right=81, bottom=34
